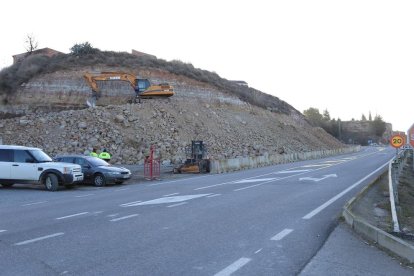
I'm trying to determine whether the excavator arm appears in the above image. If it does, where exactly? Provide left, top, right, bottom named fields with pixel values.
left=83, top=72, right=137, bottom=93
left=83, top=71, right=174, bottom=107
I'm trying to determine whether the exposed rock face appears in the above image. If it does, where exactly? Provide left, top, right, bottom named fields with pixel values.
left=0, top=68, right=344, bottom=164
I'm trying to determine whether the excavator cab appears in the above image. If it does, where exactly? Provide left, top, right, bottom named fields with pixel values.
left=135, top=79, right=151, bottom=94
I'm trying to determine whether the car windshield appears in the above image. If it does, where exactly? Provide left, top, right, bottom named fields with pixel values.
left=29, top=149, right=53, bottom=162
left=88, top=157, right=110, bottom=166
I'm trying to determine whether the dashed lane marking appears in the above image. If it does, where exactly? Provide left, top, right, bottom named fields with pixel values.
left=275, top=169, right=312, bottom=174
left=234, top=178, right=279, bottom=183
left=163, top=193, right=179, bottom=197
left=75, top=194, right=94, bottom=198
left=110, top=214, right=139, bottom=222
left=0, top=230, right=7, bottom=233
left=120, top=201, right=142, bottom=207
left=206, top=194, right=222, bottom=198
left=22, top=201, right=47, bottom=206
left=234, top=183, right=265, bottom=191
left=56, top=212, right=89, bottom=220
left=214, top=257, right=251, bottom=276
left=167, top=202, right=188, bottom=208
left=271, top=229, right=293, bottom=241
left=114, top=188, right=129, bottom=192
left=15, top=232, right=64, bottom=246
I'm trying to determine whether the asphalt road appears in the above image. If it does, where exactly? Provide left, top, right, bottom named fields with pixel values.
left=0, top=147, right=395, bottom=275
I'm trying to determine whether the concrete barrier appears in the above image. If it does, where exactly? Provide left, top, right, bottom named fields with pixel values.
left=210, top=146, right=361, bottom=173
left=342, top=172, right=414, bottom=263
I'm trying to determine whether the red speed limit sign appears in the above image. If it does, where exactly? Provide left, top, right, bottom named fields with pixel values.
left=390, top=134, right=405, bottom=148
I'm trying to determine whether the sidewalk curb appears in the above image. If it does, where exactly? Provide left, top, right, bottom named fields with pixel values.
left=342, top=171, right=414, bottom=263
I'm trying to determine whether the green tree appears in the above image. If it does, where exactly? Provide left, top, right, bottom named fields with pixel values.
left=361, top=114, right=367, bottom=121
left=372, top=115, right=386, bottom=136
left=323, top=109, right=331, bottom=121
left=303, top=107, right=324, bottom=127
left=368, top=111, right=372, bottom=121
left=70, top=42, right=99, bottom=56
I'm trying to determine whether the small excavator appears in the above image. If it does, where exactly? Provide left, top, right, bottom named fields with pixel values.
left=174, top=141, right=211, bottom=174
left=83, top=71, right=174, bottom=107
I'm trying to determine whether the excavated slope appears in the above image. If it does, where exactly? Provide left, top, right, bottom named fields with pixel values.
left=0, top=67, right=344, bottom=164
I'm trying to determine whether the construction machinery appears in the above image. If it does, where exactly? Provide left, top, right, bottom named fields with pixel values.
left=174, top=141, right=211, bottom=174
left=83, top=71, right=174, bottom=107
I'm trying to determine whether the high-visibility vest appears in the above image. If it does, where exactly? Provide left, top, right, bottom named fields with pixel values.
left=99, top=152, right=111, bottom=160
left=90, top=152, right=98, bottom=157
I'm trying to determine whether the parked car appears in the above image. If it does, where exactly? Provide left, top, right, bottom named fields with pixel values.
left=54, top=155, right=131, bottom=187
left=0, top=145, right=83, bottom=191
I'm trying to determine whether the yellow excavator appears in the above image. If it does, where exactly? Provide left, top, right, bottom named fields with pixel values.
left=83, top=71, right=174, bottom=107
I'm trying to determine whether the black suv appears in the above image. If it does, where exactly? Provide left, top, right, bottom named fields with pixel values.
left=55, top=155, right=131, bottom=187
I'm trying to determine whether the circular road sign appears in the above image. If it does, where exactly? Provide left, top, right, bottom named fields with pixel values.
left=390, top=134, right=405, bottom=148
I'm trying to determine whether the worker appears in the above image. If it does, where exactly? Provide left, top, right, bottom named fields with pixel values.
left=89, top=148, right=98, bottom=157
left=99, top=148, right=111, bottom=162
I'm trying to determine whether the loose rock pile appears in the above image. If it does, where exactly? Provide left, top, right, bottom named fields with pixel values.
left=0, top=94, right=343, bottom=164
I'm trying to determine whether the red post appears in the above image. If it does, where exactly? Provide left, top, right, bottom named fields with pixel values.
left=144, top=145, right=160, bottom=180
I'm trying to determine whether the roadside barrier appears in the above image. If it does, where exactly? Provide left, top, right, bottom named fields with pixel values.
left=210, top=146, right=361, bottom=174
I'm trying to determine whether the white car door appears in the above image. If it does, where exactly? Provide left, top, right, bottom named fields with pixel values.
left=10, top=150, right=39, bottom=181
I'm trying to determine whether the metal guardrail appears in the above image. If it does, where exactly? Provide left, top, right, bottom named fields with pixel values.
left=389, top=148, right=412, bottom=233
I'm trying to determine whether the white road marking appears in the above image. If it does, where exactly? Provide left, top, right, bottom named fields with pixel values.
left=299, top=174, right=337, bottom=182
left=271, top=229, right=293, bottom=241
left=234, top=178, right=278, bottom=183
left=167, top=202, right=188, bottom=208
left=92, top=211, right=103, bottom=215
left=206, top=194, right=222, bottom=198
left=0, top=230, right=7, bottom=233
left=110, top=214, right=139, bottom=222
left=56, top=212, right=89, bottom=220
left=107, top=213, right=119, bottom=217
left=234, top=183, right=265, bottom=191
left=275, top=169, right=312, bottom=174
left=75, top=194, right=94, bottom=198
left=134, top=194, right=210, bottom=205
left=163, top=192, right=179, bottom=197
left=15, top=232, right=64, bottom=246
left=22, top=201, right=47, bottom=206
left=303, top=160, right=391, bottom=219
left=214, top=257, right=251, bottom=276
left=114, top=188, right=129, bottom=192
left=148, top=174, right=212, bottom=186
left=301, top=164, right=330, bottom=168
left=254, top=248, right=263, bottom=254
left=120, top=201, right=142, bottom=207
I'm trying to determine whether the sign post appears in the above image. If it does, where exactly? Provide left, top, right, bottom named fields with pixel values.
left=408, top=124, right=414, bottom=169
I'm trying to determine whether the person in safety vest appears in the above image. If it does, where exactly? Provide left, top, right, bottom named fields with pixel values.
left=99, top=148, right=111, bottom=162
left=89, top=148, right=98, bottom=157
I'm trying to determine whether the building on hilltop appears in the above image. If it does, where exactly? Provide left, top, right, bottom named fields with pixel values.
left=12, top=48, right=63, bottom=64
left=131, top=49, right=156, bottom=59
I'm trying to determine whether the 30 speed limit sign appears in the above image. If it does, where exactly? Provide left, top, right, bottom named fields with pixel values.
left=390, top=134, right=405, bottom=148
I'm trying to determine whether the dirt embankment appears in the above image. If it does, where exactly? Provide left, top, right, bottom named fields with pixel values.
left=0, top=66, right=344, bottom=164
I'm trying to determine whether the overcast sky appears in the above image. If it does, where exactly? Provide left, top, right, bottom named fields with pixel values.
left=1, top=0, right=413, bottom=131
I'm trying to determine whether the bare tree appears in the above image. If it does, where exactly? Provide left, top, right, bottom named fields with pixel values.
left=25, top=34, right=38, bottom=54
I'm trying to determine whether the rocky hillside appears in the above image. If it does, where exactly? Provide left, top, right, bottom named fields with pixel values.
left=0, top=52, right=344, bottom=164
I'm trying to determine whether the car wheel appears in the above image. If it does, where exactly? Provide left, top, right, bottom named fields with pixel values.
left=93, top=173, right=106, bottom=187
left=1, top=183, right=14, bottom=188
left=44, top=173, right=59, bottom=191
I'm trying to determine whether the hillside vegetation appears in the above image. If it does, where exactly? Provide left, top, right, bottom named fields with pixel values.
left=0, top=46, right=293, bottom=115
